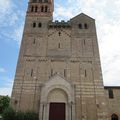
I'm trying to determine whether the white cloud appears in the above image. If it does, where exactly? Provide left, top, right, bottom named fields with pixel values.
left=11, top=25, right=24, bottom=44
left=0, top=0, right=25, bottom=44
left=0, top=68, right=6, bottom=73
left=0, top=77, right=13, bottom=96
left=0, top=87, right=12, bottom=96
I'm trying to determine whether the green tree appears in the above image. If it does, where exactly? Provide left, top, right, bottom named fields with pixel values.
left=0, top=96, right=10, bottom=114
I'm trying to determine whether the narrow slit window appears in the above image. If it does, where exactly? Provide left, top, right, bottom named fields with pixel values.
left=51, top=69, right=53, bottom=76
left=108, top=89, right=114, bottom=99
left=84, top=39, right=86, bottom=45
left=85, top=70, right=87, bottom=77
left=58, top=43, right=60, bottom=48
left=31, top=69, right=33, bottom=77
left=33, top=39, right=36, bottom=44
left=64, top=69, right=67, bottom=77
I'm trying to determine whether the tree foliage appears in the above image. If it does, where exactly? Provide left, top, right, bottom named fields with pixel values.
left=0, top=96, right=10, bottom=114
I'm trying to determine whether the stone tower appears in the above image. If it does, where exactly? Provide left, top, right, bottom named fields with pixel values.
left=11, top=0, right=108, bottom=120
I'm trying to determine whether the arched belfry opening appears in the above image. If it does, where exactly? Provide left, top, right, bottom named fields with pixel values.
left=39, top=74, right=75, bottom=120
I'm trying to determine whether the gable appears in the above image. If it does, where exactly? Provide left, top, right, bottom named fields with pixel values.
left=70, top=13, right=95, bottom=22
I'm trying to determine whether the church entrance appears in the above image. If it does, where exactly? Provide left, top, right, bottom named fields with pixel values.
left=49, top=102, right=66, bottom=120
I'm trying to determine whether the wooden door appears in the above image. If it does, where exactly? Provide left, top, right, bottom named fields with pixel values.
left=49, top=103, right=66, bottom=120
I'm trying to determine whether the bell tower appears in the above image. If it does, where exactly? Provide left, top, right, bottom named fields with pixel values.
left=27, top=0, right=54, bottom=19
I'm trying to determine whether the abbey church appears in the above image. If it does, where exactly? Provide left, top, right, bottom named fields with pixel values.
left=11, top=0, right=120, bottom=120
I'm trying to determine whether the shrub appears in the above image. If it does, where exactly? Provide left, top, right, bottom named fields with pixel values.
left=2, top=107, right=15, bottom=120
left=2, top=107, right=39, bottom=120
left=24, top=111, right=39, bottom=120
left=15, top=111, right=24, bottom=120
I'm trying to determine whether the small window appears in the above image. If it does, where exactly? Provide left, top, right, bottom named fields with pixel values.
left=33, top=22, right=36, bottom=28
left=111, top=114, right=118, bottom=120
left=38, top=22, right=42, bottom=27
left=108, top=89, right=114, bottom=99
left=84, top=23, right=88, bottom=29
left=79, top=24, right=82, bottom=29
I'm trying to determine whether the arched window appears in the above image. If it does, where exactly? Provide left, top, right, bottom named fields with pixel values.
left=84, top=23, right=88, bottom=29
left=45, top=6, right=48, bottom=12
left=33, top=22, right=36, bottom=28
left=109, top=89, right=114, bottom=99
left=31, top=6, right=34, bottom=12
left=111, top=114, right=119, bottom=120
left=78, top=24, right=82, bottom=29
left=41, top=6, right=44, bottom=12
left=35, top=6, right=38, bottom=12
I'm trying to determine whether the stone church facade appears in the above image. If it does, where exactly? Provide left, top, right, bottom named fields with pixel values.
left=11, top=0, right=120, bottom=120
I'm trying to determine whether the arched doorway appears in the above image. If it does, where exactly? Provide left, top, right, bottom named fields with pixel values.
left=39, top=74, right=75, bottom=120
left=111, top=114, right=119, bottom=120
left=48, top=89, right=68, bottom=120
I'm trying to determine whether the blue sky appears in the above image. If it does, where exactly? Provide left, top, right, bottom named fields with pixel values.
left=0, top=0, right=120, bottom=96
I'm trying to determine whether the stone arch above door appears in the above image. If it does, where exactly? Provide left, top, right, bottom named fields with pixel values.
left=48, top=88, right=68, bottom=103
left=41, top=74, right=75, bottom=103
